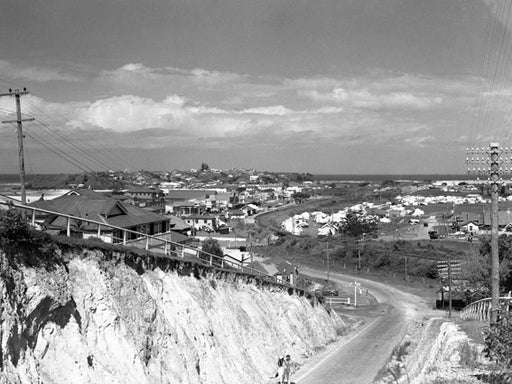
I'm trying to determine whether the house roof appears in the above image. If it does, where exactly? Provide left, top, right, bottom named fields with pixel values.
left=185, top=215, right=217, bottom=220
left=31, top=190, right=167, bottom=231
left=126, top=186, right=156, bottom=194
left=167, top=215, right=191, bottom=231
left=167, top=230, right=192, bottom=244
left=64, top=188, right=110, bottom=199
left=461, top=220, right=480, bottom=227
left=482, top=210, right=512, bottom=226
left=108, top=204, right=167, bottom=228
left=166, top=190, right=216, bottom=200
left=229, top=209, right=245, bottom=216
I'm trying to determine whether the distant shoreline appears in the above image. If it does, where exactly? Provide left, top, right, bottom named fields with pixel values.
left=0, top=173, right=470, bottom=182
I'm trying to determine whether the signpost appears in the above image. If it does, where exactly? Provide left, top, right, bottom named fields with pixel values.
left=437, top=260, right=462, bottom=318
left=349, top=281, right=361, bottom=307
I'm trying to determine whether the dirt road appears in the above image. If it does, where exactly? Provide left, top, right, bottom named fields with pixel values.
left=295, top=268, right=437, bottom=384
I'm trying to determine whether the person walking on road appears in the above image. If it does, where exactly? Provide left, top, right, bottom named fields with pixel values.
left=283, top=354, right=297, bottom=384
left=275, top=355, right=285, bottom=383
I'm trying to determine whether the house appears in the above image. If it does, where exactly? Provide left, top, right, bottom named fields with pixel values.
left=124, top=186, right=166, bottom=214
left=183, top=215, right=218, bottom=232
left=461, top=220, right=480, bottom=235
left=30, top=189, right=171, bottom=244
left=165, top=189, right=218, bottom=215
left=168, top=215, right=192, bottom=234
left=482, top=209, right=512, bottom=229
left=228, top=209, right=246, bottom=219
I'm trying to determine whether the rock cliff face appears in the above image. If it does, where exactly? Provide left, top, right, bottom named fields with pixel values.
left=0, top=248, right=344, bottom=384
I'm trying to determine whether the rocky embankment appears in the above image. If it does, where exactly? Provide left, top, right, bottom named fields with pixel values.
left=0, top=247, right=344, bottom=384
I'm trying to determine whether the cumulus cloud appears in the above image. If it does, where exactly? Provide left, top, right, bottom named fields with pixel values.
left=102, top=63, right=246, bottom=87
left=13, top=63, right=486, bottom=158
left=0, top=60, right=82, bottom=82
left=300, top=86, right=443, bottom=110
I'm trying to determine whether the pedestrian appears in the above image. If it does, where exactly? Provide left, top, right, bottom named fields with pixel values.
left=275, top=355, right=285, bottom=383
left=283, top=354, right=297, bottom=384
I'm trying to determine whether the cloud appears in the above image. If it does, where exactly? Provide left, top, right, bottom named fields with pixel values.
left=13, top=63, right=487, bottom=159
left=102, top=63, right=246, bottom=87
left=0, top=60, right=82, bottom=82
left=300, top=86, right=443, bottom=110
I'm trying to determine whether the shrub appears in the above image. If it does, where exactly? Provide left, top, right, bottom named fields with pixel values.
left=484, top=316, right=512, bottom=382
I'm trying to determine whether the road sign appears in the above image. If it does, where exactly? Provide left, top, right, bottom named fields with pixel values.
left=437, top=260, right=463, bottom=279
left=349, top=281, right=361, bottom=307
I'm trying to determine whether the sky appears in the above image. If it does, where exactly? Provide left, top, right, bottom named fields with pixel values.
left=1, top=0, right=511, bottom=175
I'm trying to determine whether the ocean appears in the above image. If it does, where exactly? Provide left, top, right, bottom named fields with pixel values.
left=312, top=174, right=471, bottom=182
left=0, top=173, right=471, bottom=189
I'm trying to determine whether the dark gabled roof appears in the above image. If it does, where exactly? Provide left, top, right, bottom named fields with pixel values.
left=167, top=215, right=191, bottom=231
left=186, top=215, right=217, bottom=220
left=460, top=220, right=480, bottom=227
left=454, top=202, right=512, bottom=216
left=482, top=210, right=512, bottom=226
left=126, top=186, right=156, bottom=194
left=107, top=204, right=167, bottom=228
left=167, top=230, right=192, bottom=244
left=229, top=209, right=245, bottom=216
left=166, top=190, right=216, bottom=200
left=31, top=191, right=166, bottom=231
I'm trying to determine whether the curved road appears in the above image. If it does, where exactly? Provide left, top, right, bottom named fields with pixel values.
left=295, top=268, right=433, bottom=384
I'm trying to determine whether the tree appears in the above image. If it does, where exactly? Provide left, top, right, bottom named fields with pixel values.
left=200, top=162, right=210, bottom=172
left=339, top=211, right=379, bottom=238
left=0, top=207, right=38, bottom=254
left=200, top=238, right=224, bottom=267
left=484, top=316, right=512, bottom=382
left=292, top=192, right=310, bottom=204
left=201, top=238, right=223, bottom=257
left=467, top=236, right=512, bottom=295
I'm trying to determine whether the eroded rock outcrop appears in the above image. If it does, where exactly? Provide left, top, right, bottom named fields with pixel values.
left=0, top=248, right=344, bottom=383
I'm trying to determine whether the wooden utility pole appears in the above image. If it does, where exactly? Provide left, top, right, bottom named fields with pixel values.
left=326, top=241, right=330, bottom=284
left=1, top=88, right=34, bottom=206
left=448, top=259, right=452, bottom=319
left=489, top=143, right=500, bottom=324
left=466, top=143, right=504, bottom=324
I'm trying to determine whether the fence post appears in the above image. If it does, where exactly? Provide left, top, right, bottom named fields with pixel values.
left=97, top=224, right=101, bottom=238
left=164, top=242, right=168, bottom=255
left=145, top=236, right=149, bottom=250
left=31, top=209, right=35, bottom=226
left=123, top=230, right=127, bottom=245
left=209, top=255, right=213, bottom=266
left=66, top=217, right=71, bottom=237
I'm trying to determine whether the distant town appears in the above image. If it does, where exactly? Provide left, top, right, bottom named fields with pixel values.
left=1, top=166, right=509, bottom=248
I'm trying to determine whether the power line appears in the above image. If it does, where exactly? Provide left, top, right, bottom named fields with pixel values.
left=30, top=116, right=113, bottom=171
left=24, top=131, right=93, bottom=173
left=24, top=95, right=132, bottom=171
left=0, top=88, right=34, bottom=205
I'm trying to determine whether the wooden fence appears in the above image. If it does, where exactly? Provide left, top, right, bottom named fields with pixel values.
left=0, top=200, right=296, bottom=289
left=459, top=296, right=512, bottom=321
left=324, top=297, right=351, bottom=306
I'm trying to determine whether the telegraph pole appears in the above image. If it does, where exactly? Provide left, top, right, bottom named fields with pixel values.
left=326, top=241, right=330, bottom=284
left=466, top=143, right=508, bottom=323
left=1, top=88, right=34, bottom=205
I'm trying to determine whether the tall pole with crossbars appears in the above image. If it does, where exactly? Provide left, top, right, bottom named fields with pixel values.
left=1, top=88, right=34, bottom=206
left=466, top=143, right=509, bottom=323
